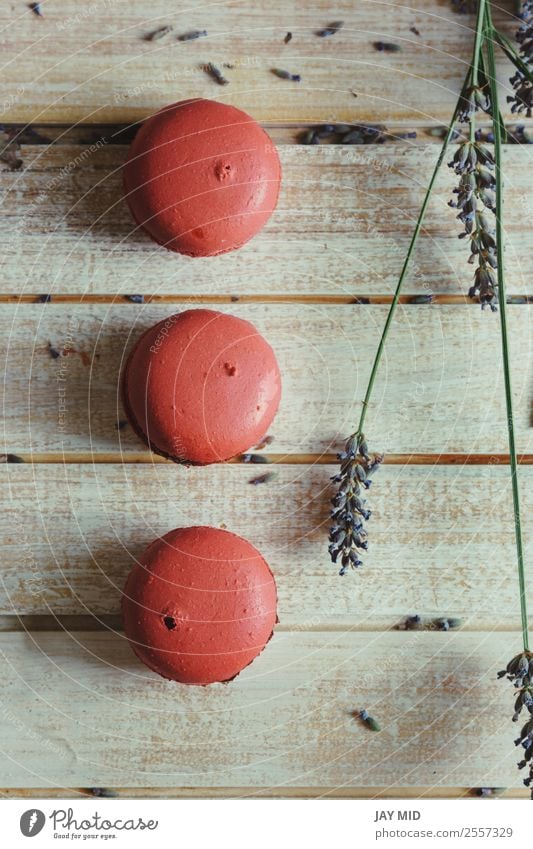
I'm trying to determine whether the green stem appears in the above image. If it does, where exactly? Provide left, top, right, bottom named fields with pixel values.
left=492, top=28, right=533, bottom=84
left=356, top=85, right=467, bottom=437
left=356, top=3, right=492, bottom=439
left=485, top=5, right=530, bottom=650
left=472, top=0, right=488, bottom=85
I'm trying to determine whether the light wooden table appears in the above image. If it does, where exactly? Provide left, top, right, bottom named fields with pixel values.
left=1, top=0, right=532, bottom=800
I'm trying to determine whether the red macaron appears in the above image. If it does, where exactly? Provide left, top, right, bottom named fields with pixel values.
left=122, top=308, right=282, bottom=465
left=123, top=98, right=282, bottom=256
left=122, top=526, right=277, bottom=685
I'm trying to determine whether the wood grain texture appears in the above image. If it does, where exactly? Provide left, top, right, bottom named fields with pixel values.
left=1, top=463, right=532, bottom=628
left=1, top=303, right=532, bottom=456
left=2, top=145, right=533, bottom=296
left=0, top=630, right=524, bottom=789
left=0, top=0, right=521, bottom=124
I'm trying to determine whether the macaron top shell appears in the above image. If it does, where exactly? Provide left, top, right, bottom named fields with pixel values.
left=122, top=308, right=282, bottom=465
left=123, top=98, right=282, bottom=256
left=122, top=526, right=277, bottom=685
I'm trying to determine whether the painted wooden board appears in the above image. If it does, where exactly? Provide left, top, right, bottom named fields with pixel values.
left=0, top=630, right=524, bottom=789
left=1, top=303, right=532, bottom=456
left=1, top=463, right=531, bottom=629
left=0, top=0, right=520, bottom=125
left=2, top=146, right=533, bottom=297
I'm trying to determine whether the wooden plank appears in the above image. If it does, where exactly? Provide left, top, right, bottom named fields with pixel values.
left=0, top=630, right=524, bottom=788
left=2, top=145, right=533, bottom=297
left=1, top=464, right=532, bottom=628
left=1, top=303, right=532, bottom=456
left=0, top=1, right=520, bottom=125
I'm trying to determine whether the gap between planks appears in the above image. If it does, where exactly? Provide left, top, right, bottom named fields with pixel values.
left=0, top=616, right=523, bottom=634
left=0, top=786, right=527, bottom=800
left=3, top=452, right=533, bottom=465
left=3, top=121, right=533, bottom=147
left=1, top=294, right=533, bottom=306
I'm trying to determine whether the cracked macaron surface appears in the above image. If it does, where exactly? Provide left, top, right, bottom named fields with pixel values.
left=123, top=98, right=282, bottom=256
left=122, top=526, right=278, bottom=685
left=122, top=308, right=282, bottom=465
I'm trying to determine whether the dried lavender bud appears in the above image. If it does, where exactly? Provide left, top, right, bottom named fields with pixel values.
left=499, top=651, right=533, bottom=797
left=125, top=294, right=144, bottom=303
left=358, top=709, right=381, bottom=731
left=249, top=472, right=276, bottom=485
left=373, top=41, right=401, bottom=52
left=0, top=454, right=25, bottom=463
left=145, top=26, right=173, bottom=41
left=284, top=32, right=293, bottom=44
left=90, top=788, right=117, bottom=798
left=115, top=420, right=128, bottom=431
left=37, top=294, right=52, bottom=303
left=178, top=30, right=208, bottom=41
left=300, top=129, right=318, bottom=145
left=253, top=435, right=274, bottom=450
left=48, top=344, right=60, bottom=359
left=458, top=85, right=490, bottom=123
left=451, top=0, right=478, bottom=12
left=329, top=432, right=383, bottom=574
left=342, top=124, right=387, bottom=145
left=0, top=132, right=23, bottom=171
left=205, top=63, right=229, bottom=85
left=29, top=2, right=42, bottom=16
left=410, top=25, right=421, bottom=36
left=271, top=68, right=301, bottom=82
left=317, top=21, right=344, bottom=37
left=241, top=453, right=269, bottom=464
left=507, top=2, right=533, bottom=117
left=404, top=614, right=423, bottom=630
left=315, top=124, right=337, bottom=137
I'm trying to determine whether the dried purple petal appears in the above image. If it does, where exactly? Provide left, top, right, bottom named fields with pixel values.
left=357, top=709, right=381, bottom=731
left=284, top=32, right=293, bottom=44
left=249, top=472, right=276, bottom=485
left=205, top=63, right=229, bottom=85
left=271, top=68, right=301, bottom=82
left=178, top=30, right=208, bottom=41
left=0, top=132, right=23, bottom=171
left=145, top=25, right=173, bottom=42
left=241, top=453, right=269, bottom=464
left=317, top=21, right=344, bottom=37
left=373, top=41, right=401, bottom=52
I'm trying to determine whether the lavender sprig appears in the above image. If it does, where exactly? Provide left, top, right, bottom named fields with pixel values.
left=329, top=434, right=383, bottom=575
left=328, top=91, right=465, bottom=573
left=448, top=136, right=498, bottom=310
left=508, top=1, right=533, bottom=117
left=498, top=653, right=533, bottom=791
left=482, top=0, right=532, bottom=798
left=447, top=0, right=501, bottom=309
